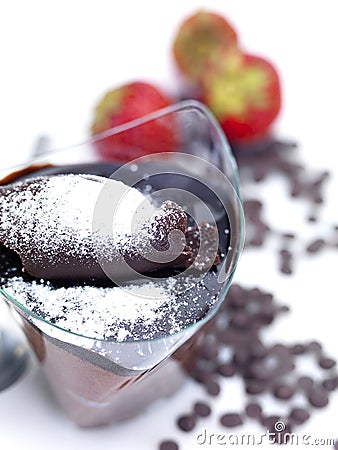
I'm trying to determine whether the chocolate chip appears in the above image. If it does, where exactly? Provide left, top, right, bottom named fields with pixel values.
left=159, top=441, right=179, bottom=450
left=282, top=232, right=296, bottom=240
left=194, top=402, right=211, bottom=417
left=190, top=367, right=212, bottom=384
left=297, top=376, right=314, bottom=392
left=280, top=260, right=293, bottom=275
left=306, top=238, right=326, bottom=253
left=246, top=379, right=267, bottom=395
left=217, top=362, right=236, bottom=377
left=307, top=341, right=322, bottom=354
left=307, top=213, right=318, bottom=222
left=205, top=379, right=220, bottom=396
left=273, top=383, right=295, bottom=400
left=319, top=357, right=336, bottom=370
left=290, top=343, right=307, bottom=355
left=261, top=415, right=281, bottom=428
left=245, top=403, right=262, bottom=419
left=220, top=413, right=243, bottom=428
left=176, top=415, right=195, bottom=432
left=279, top=249, right=292, bottom=258
left=288, top=407, right=310, bottom=425
left=308, top=386, right=329, bottom=408
left=322, top=376, right=338, bottom=391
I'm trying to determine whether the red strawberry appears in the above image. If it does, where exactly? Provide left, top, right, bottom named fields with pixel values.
left=173, top=10, right=238, bottom=82
left=91, top=81, right=177, bottom=161
left=201, top=50, right=282, bottom=143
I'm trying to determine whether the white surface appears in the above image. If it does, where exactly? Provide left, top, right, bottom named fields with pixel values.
left=1, top=1, right=338, bottom=449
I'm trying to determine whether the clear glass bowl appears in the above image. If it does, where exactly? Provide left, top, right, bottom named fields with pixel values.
left=0, top=100, right=244, bottom=427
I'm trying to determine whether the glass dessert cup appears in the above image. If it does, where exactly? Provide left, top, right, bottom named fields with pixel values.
left=0, top=100, right=244, bottom=427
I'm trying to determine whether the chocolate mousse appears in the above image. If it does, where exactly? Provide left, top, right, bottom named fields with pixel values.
left=0, top=161, right=231, bottom=426
left=0, top=174, right=196, bottom=281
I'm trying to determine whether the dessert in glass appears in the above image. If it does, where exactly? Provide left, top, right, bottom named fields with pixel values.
left=0, top=100, right=244, bottom=427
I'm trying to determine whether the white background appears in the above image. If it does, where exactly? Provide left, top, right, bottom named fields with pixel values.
left=1, top=1, right=338, bottom=449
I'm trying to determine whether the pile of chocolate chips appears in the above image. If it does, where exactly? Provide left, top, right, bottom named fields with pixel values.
left=158, top=139, right=338, bottom=449
left=238, top=139, right=335, bottom=275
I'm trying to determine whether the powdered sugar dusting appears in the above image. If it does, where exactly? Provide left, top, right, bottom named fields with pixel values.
left=0, top=174, right=155, bottom=261
left=2, top=275, right=218, bottom=341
